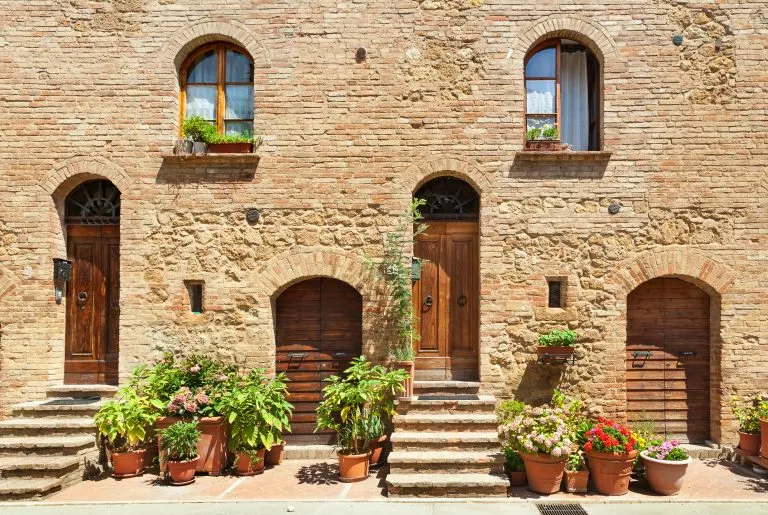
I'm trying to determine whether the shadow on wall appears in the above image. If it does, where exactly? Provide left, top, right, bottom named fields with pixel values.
left=507, top=157, right=610, bottom=181
left=156, top=157, right=260, bottom=185
left=515, top=362, right=566, bottom=405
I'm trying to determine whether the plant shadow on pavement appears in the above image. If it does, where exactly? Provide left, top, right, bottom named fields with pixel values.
left=296, top=462, right=339, bottom=485
left=702, top=459, right=768, bottom=493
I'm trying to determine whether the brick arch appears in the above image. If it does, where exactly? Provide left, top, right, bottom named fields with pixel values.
left=0, top=266, right=16, bottom=303
left=41, top=156, right=130, bottom=198
left=404, top=155, right=494, bottom=199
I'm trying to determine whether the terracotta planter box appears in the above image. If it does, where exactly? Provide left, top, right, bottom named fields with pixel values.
left=563, top=469, right=589, bottom=493
left=521, top=453, right=567, bottom=494
left=208, top=142, right=253, bottom=154
left=524, top=140, right=564, bottom=152
left=761, top=419, right=768, bottom=460
left=640, top=451, right=691, bottom=496
left=157, top=416, right=229, bottom=476
left=536, top=346, right=574, bottom=357
left=585, top=449, right=637, bottom=496
left=504, top=466, right=527, bottom=487
left=738, top=431, right=761, bottom=456
left=394, top=360, right=414, bottom=398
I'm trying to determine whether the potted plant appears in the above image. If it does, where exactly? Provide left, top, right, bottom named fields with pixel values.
left=158, top=421, right=201, bottom=485
left=499, top=405, right=573, bottom=494
left=640, top=440, right=691, bottom=495
left=524, top=125, right=565, bottom=152
left=182, top=116, right=216, bottom=155
left=315, top=356, right=407, bottom=482
left=537, top=329, right=577, bottom=359
left=366, top=414, right=388, bottom=466
left=731, top=395, right=762, bottom=456
left=563, top=452, right=589, bottom=493
left=583, top=417, right=639, bottom=495
left=207, top=131, right=260, bottom=154
left=503, top=446, right=527, bottom=486
left=93, top=385, right=158, bottom=478
left=758, top=394, right=768, bottom=460
left=264, top=373, right=293, bottom=466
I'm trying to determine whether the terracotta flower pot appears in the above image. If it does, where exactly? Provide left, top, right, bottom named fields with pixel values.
left=111, top=449, right=146, bottom=478
left=505, top=467, right=527, bottom=487
left=368, top=435, right=387, bottom=465
left=394, top=361, right=414, bottom=398
left=761, top=419, right=768, bottom=460
left=738, top=431, right=761, bottom=456
left=338, top=452, right=370, bottom=483
left=520, top=453, right=567, bottom=494
left=167, top=457, right=198, bottom=485
left=208, top=142, right=253, bottom=154
left=563, top=469, right=589, bottom=493
left=586, top=449, right=637, bottom=496
left=536, top=346, right=574, bottom=357
left=640, top=451, right=691, bottom=496
left=267, top=442, right=285, bottom=466
left=157, top=416, right=229, bottom=476
left=234, top=448, right=266, bottom=476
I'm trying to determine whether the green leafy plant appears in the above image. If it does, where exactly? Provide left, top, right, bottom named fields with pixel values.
left=158, top=421, right=201, bottom=462
left=315, top=356, right=407, bottom=455
left=497, top=399, right=526, bottom=426
left=366, top=199, right=428, bottom=361
left=538, top=329, right=577, bottom=347
left=645, top=440, right=689, bottom=461
left=93, top=386, right=158, bottom=453
left=541, top=126, right=559, bottom=140
left=503, top=446, right=525, bottom=472
left=526, top=125, right=559, bottom=141
left=732, top=394, right=767, bottom=434
left=758, top=394, right=768, bottom=421
left=182, top=116, right=217, bottom=143
left=566, top=451, right=586, bottom=472
left=208, top=131, right=261, bottom=145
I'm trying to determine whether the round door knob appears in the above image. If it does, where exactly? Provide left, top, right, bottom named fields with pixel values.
left=77, top=291, right=88, bottom=303
left=423, top=294, right=434, bottom=309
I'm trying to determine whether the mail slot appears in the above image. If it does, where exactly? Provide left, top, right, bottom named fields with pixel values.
left=677, top=350, right=696, bottom=357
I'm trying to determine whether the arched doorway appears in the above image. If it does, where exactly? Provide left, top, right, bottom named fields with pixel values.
left=64, top=180, right=121, bottom=385
left=275, top=278, right=362, bottom=444
left=626, top=277, right=711, bottom=442
left=412, top=176, right=480, bottom=381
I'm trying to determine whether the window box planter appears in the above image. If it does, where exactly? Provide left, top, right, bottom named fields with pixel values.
left=208, top=142, right=253, bottom=154
left=640, top=451, right=691, bottom=496
left=156, top=416, right=229, bottom=476
left=536, top=346, right=574, bottom=358
left=524, top=140, right=564, bottom=152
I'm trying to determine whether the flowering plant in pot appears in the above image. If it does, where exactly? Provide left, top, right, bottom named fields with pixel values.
left=93, top=381, right=158, bottom=478
left=563, top=451, right=589, bottom=493
left=640, top=440, right=691, bottom=495
left=503, top=446, right=527, bottom=486
left=583, top=417, right=639, bottom=495
left=758, top=394, right=768, bottom=460
left=499, top=405, right=573, bottom=494
left=730, top=395, right=762, bottom=456
left=158, top=421, right=201, bottom=485
left=315, top=356, right=407, bottom=482
left=537, top=329, right=577, bottom=358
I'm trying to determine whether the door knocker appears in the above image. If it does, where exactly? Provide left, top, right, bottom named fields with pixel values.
left=457, top=295, right=467, bottom=307
left=77, top=291, right=88, bottom=310
left=423, top=294, right=434, bottom=311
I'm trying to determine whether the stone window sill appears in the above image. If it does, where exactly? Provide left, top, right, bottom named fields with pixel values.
left=514, top=150, right=613, bottom=162
left=161, top=153, right=261, bottom=166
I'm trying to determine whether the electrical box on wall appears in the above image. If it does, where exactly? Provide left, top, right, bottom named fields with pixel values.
left=53, top=258, right=72, bottom=282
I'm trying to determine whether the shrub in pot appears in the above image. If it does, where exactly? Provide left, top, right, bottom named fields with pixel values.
left=93, top=382, right=158, bottom=478
left=315, top=356, right=407, bottom=482
left=563, top=452, right=589, bottom=493
left=731, top=394, right=762, bottom=456
left=503, top=446, right=527, bottom=486
left=583, top=417, right=639, bottom=496
left=182, top=116, right=216, bottom=155
left=499, top=405, right=573, bottom=494
left=537, top=329, right=577, bottom=358
left=365, top=414, right=388, bottom=466
left=158, top=421, right=201, bottom=485
left=640, top=440, right=691, bottom=495
left=758, top=395, right=768, bottom=460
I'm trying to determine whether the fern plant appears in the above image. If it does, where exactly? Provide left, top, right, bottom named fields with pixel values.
left=158, top=421, right=201, bottom=462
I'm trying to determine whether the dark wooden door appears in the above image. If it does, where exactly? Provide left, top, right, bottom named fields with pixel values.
left=275, top=278, right=362, bottom=444
left=626, top=277, right=710, bottom=442
left=65, top=224, right=119, bottom=385
left=413, top=221, right=479, bottom=381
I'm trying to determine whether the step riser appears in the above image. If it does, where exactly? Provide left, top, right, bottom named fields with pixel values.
left=392, top=442, right=499, bottom=452
left=0, top=445, right=95, bottom=457
left=395, top=422, right=498, bottom=432
left=396, top=404, right=496, bottom=415
left=389, top=464, right=505, bottom=474
left=46, top=391, right=115, bottom=399
left=0, top=427, right=95, bottom=437
left=1, top=464, right=80, bottom=479
left=388, top=485, right=507, bottom=497
left=0, top=488, right=63, bottom=502
left=411, top=388, right=480, bottom=396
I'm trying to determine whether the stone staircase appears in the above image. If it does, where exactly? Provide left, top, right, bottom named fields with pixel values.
left=0, top=385, right=115, bottom=500
left=386, top=381, right=507, bottom=497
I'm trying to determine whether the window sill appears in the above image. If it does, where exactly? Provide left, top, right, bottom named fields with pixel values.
left=514, top=150, right=612, bottom=162
left=161, top=153, right=261, bottom=166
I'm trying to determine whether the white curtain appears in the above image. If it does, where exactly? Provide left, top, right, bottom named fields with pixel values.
left=561, top=50, right=589, bottom=151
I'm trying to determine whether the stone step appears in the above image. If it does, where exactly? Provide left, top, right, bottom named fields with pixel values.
left=0, top=435, right=96, bottom=456
left=46, top=384, right=118, bottom=399
left=12, top=398, right=105, bottom=417
left=388, top=451, right=504, bottom=474
left=386, top=472, right=508, bottom=497
left=390, top=431, right=499, bottom=452
left=393, top=413, right=498, bottom=432
left=682, top=443, right=728, bottom=460
left=0, top=455, right=81, bottom=472
left=413, top=381, right=481, bottom=396
left=396, top=395, right=497, bottom=415
left=0, top=417, right=95, bottom=436
left=0, top=477, right=64, bottom=500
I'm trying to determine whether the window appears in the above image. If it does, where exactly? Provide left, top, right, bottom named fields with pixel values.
left=185, top=281, right=204, bottom=314
left=547, top=279, right=564, bottom=308
left=525, top=39, right=600, bottom=151
left=180, top=43, right=254, bottom=136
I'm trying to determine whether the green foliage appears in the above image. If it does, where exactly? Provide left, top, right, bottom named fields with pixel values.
left=208, top=131, right=260, bottom=145
left=366, top=199, right=428, bottom=361
left=538, top=329, right=577, bottom=347
left=732, top=394, right=767, bottom=434
left=665, top=447, right=690, bottom=461
left=93, top=382, right=158, bottom=452
left=629, top=411, right=663, bottom=451
left=182, top=116, right=217, bottom=142
left=158, top=421, right=201, bottom=462
left=503, top=446, right=525, bottom=472
left=496, top=399, right=526, bottom=426
left=566, top=452, right=586, bottom=472
left=315, top=356, right=408, bottom=455
left=526, top=125, right=559, bottom=141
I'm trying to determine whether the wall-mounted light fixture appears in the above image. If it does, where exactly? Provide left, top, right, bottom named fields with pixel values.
left=52, top=258, right=72, bottom=305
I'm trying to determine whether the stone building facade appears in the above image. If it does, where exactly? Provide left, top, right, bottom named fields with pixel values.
left=0, top=0, right=766, bottom=445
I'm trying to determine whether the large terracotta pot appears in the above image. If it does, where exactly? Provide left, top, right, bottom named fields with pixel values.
left=157, top=416, right=229, bottom=476
left=505, top=467, right=527, bottom=487
left=586, top=449, right=638, bottom=496
left=338, top=453, right=370, bottom=483
left=234, top=448, right=266, bottom=476
left=267, top=442, right=285, bottom=466
left=167, top=457, right=198, bottom=485
left=520, top=453, right=567, bottom=494
left=641, top=451, right=691, bottom=496
left=563, top=469, right=589, bottom=493
left=761, top=420, right=768, bottom=460
left=368, top=435, right=387, bottom=466
left=738, top=431, right=761, bottom=456
left=111, top=449, right=146, bottom=478
left=394, top=361, right=414, bottom=398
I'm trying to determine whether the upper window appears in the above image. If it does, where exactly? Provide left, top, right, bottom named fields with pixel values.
left=180, top=43, right=254, bottom=136
left=525, top=39, right=600, bottom=151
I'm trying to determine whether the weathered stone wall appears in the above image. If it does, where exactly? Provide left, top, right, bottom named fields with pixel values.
left=0, top=0, right=766, bottom=444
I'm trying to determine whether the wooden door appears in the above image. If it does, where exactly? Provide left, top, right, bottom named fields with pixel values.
left=626, top=277, right=710, bottom=442
left=65, top=224, right=119, bottom=385
left=275, top=278, right=362, bottom=444
left=413, top=221, right=479, bottom=381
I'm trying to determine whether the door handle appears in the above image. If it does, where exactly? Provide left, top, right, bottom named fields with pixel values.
left=77, top=291, right=88, bottom=310
left=423, top=294, right=433, bottom=310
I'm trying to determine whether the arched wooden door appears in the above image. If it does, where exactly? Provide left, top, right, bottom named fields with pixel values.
left=626, top=277, right=711, bottom=442
left=275, top=278, right=362, bottom=444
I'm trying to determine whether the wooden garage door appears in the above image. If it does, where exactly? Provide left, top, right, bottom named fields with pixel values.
left=626, top=277, right=711, bottom=443
left=276, top=278, right=362, bottom=444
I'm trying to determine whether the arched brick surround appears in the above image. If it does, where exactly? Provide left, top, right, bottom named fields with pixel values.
left=41, top=156, right=130, bottom=198
left=404, top=155, right=493, bottom=198
left=0, top=267, right=15, bottom=303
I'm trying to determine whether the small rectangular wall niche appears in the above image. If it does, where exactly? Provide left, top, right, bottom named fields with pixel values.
left=547, top=279, right=565, bottom=308
left=185, top=280, right=204, bottom=314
